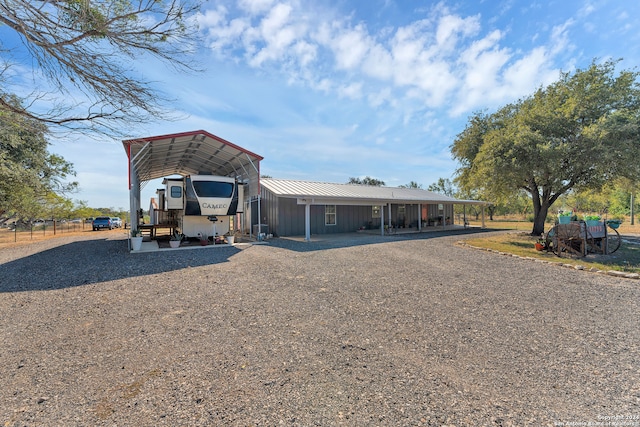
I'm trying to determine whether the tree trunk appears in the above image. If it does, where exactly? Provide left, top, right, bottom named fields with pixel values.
left=531, top=198, right=552, bottom=235
left=529, top=183, right=551, bottom=236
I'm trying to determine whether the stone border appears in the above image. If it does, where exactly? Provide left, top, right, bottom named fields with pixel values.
left=457, top=240, right=640, bottom=280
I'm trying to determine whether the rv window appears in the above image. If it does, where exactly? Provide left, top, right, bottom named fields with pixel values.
left=192, top=181, right=234, bottom=198
left=170, top=186, right=182, bottom=198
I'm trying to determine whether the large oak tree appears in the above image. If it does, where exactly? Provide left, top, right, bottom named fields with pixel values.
left=451, top=60, right=640, bottom=235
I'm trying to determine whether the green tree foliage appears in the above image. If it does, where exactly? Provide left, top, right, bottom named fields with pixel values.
left=427, top=178, right=455, bottom=197
left=348, top=176, right=386, bottom=186
left=0, top=96, right=77, bottom=223
left=41, top=192, right=75, bottom=220
left=557, top=178, right=639, bottom=219
left=0, top=0, right=201, bottom=136
left=451, top=60, right=640, bottom=235
left=400, top=181, right=423, bottom=189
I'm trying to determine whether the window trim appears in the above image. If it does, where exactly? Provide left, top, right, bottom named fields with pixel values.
left=170, top=185, right=182, bottom=198
left=325, top=205, right=336, bottom=226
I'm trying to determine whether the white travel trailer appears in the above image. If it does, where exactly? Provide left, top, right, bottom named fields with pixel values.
left=159, top=175, right=244, bottom=238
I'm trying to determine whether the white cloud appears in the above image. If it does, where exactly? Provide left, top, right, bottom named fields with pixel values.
left=577, top=2, right=596, bottom=18
left=249, top=3, right=299, bottom=66
left=313, top=78, right=333, bottom=93
left=435, top=13, right=481, bottom=50
left=238, top=0, right=277, bottom=15
left=551, top=20, right=575, bottom=55
left=196, top=1, right=582, bottom=121
left=452, top=29, right=510, bottom=113
left=202, top=12, right=249, bottom=52
left=330, top=24, right=372, bottom=70
left=197, top=5, right=228, bottom=27
left=503, top=47, right=558, bottom=92
left=338, top=81, right=363, bottom=99
left=292, top=40, right=317, bottom=66
left=361, top=44, right=394, bottom=80
left=367, top=87, right=392, bottom=108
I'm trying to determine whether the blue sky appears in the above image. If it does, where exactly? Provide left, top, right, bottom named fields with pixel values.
left=42, top=0, right=640, bottom=208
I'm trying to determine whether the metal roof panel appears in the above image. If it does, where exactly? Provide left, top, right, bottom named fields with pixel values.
left=123, top=130, right=263, bottom=197
left=260, top=178, right=486, bottom=205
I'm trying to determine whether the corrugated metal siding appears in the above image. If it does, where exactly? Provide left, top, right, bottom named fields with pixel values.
left=272, top=201, right=371, bottom=236
left=278, top=197, right=303, bottom=236
left=261, top=179, right=469, bottom=237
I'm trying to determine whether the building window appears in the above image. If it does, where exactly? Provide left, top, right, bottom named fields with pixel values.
left=372, top=205, right=381, bottom=218
left=325, top=205, right=336, bottom=225
left=398, top=204, right=406, bottom=215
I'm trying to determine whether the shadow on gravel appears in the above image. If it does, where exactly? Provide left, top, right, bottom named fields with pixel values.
left=0, top=238, right=242, bottom=293
left=268, top=227, right=495, bottom=252
left=0, top=228, right=500, bottom=293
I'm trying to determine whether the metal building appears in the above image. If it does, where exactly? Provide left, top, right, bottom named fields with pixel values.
left=258, top=178, right=487, bottom=240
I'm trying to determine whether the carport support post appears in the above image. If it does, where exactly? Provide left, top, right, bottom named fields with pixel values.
left=304, top=202, right=311, bottom=242
left=129, top=160, right=141, bottom=250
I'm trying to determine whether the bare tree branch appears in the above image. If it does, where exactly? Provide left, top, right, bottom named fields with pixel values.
left=0, top=0, right=202, bottom=137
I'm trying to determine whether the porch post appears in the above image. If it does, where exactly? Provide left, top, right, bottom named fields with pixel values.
left=380, top=204, right=385, bottom=236
left=464, top=205, right=467, bottom=227
left=418, top=204, right=421, bottom=231
left=305, top=202, right=311, bottom=241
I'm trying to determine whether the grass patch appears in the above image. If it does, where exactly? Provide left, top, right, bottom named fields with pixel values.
left=465, top=231, right=640, bottom=273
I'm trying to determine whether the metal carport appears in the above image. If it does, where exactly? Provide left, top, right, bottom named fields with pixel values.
left=122, top=130, right=263, bottom=236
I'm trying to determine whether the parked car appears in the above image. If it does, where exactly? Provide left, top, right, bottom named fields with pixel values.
left=110, top=217, right=123, bottom=228
left=92, top=216, right=113, bottom=231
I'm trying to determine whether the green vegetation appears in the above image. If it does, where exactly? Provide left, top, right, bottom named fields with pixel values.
left=465, top=220, right=640, bottom=273
left=451, top=60, right=640, bottom=235
left=0, top=97, right=77, bottom=226
left=347, top=176, right=386, bottom=186
left=0, top=98, right=131, bottom=227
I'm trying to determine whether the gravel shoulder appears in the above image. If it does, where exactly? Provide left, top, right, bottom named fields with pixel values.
left=1, top=230, right=639, bottom=426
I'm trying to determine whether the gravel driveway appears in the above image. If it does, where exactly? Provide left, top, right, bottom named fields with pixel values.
left=1, top=230, right=638, bottom=426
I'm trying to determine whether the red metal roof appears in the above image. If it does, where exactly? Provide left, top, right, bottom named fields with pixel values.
left=122, top=130, right=263, bottom=196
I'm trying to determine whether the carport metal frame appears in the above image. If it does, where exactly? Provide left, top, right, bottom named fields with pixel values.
left=123, top=130, right=264, bottom=244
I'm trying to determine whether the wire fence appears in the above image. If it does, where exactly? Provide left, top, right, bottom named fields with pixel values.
left=0, top=221, right=95, bottom=245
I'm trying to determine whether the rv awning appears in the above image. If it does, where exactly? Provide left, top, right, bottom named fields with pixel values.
left=122, top=130, right=263, bottom=197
